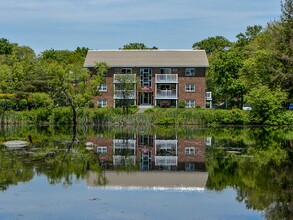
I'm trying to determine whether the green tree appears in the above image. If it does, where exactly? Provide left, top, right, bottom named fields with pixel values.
left=246, top=85, right=287, bottom=123
left=0, top=38, right=13, bottom=55
left=192, top=36, right=231, bottom=54
left=120, top=43, right=158, bottom=50
left=114, top=72, right=137, bottom=114
left=208, top=49, right=245, bottom=108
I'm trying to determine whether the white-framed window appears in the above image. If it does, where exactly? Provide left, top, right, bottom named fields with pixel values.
left=121, top=68, right=132, bottom=74
left=97, top=146, right=107, bottom=154
left=185, top=147, right=196, bottom=155
left=185, top=68, right=195, bottom=76
left=160, top=68, right=172, bottom=74
left=185, top=84, right=195, bottom=92
left=186, top=100, right=195, bottom=108
left=98, top=99, right=107, bottom=107
left=98, top=84, right=107, bottom=92
left=185, top=163, right=195, bottom=171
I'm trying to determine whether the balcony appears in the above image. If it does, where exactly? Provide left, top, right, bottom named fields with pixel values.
left=155, top=90, right=177, bottom=99
left=113, top=139, right=136, bottom=149
left=114, top=74, right=136, bottom=83
left=114, top=90, right=136, bottom=99
left=155, top=156, right=178, bottom=166
left=113, top=156, right=136, bottom=166
left=155, top=74, right=178, bottom=83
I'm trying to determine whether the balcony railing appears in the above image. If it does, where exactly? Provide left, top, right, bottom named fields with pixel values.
left=155, top=140, right=177, bottom=148
left=114, top=74, right=136, bottom=83
left=155, top=74, right=178, bottom=83
left=113, top=139, right=136, bottom=149
left=113, top=156, right=136, bottom=166
left=114, top=90, right=136, bottom=99
left=155, top=156, right=178, bottom=166
left=156, top=90, right=177, bottom=99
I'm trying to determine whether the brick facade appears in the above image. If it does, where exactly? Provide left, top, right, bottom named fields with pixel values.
left=90, top=67, right=207, bottom=108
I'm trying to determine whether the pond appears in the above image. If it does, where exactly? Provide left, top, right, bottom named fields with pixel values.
left=0, top=125, right=292, bottom=220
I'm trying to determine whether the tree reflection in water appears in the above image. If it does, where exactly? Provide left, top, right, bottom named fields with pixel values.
left=0, top=125, right=292, bottom=219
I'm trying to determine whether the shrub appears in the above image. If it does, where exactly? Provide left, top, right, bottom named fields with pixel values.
left=50, top=107, right=72, bottom=124
left=88, top=101, right=95, bottom=108
left=28, top=93, right=54, bottom=109
left=178, top=101, right=185, bottom=108
left=0, top=99, right=14, bottom=110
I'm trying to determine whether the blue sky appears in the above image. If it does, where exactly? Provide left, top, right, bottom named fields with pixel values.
left=0, top=0, right=281, bottom=54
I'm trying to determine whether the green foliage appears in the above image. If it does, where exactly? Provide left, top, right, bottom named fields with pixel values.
left=0, top=38, right=13, bottom=55
left=120, top=43, right=158, bottom=50
left=88, top=101, right=94, bottom=108
left=192, top=36, right=231, bottom=54
left=28, top=92, right=53, bottom=109
left=178, top=101, right=185, bottom=108
left=246, top=85, right=287, bottom=123
left=0, top=99, right=14, bottom=110
left=50, top=107, right=73, bottom=125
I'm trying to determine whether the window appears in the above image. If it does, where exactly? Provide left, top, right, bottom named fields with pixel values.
left=185, top=163, right=195, bottom=171
left=186, top=100, right=195, bottom=108
left=121, top=68, right=132, bottom=74
left=185, top=68, right=195, bottom=76
left=160, top=68, right=171, bottom=74
left=98, top=99, right=107, bottom=107
left=140, top=68, right=152, bottom=86
left=206, top=92, right=212, bottom=100
left=97, top=146, right=107, bottom=154
left=185, top=147, right=196, bottom=155
left=98, top=84, right=107, bottom=92
left=185, top=84, right=195, bottom=92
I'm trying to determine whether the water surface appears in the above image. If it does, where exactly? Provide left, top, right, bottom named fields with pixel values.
left=0, top=125, right=292, bottom=219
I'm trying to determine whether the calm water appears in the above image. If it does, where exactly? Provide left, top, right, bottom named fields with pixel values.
left=0, top=125, right=292, bottom=220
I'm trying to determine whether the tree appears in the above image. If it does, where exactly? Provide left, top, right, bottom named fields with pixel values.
left=0, top=38, right=13, bottom=55
left=192, top=36, right=231, bottom=54
left=207, top=49, right=245, bottom=108
left=114, top=72, right=136, bottom=114
left=120, top=43, right=158, bottom=50
left=246, top=85, right=287, bottom=123
left=235, top=25, right=263, bottom=48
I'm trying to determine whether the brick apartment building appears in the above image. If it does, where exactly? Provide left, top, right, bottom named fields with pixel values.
left=84, top=49, right=210, bottom=108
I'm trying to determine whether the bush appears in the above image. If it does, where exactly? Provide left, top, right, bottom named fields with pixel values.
left=246, top=86, right=287, bottom=124
left=50, top=107, right=72, bottom=124
left=0, top=99, right=14, bottom=110
left=88, top=101, right=95, bottom=108
left=178, top=101, right=185, bottom=108
left=15, top=99, right=28, bottom=111
left=28, top=93, right=54, bottom=109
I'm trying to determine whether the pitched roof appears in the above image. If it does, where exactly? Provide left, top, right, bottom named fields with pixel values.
left=84, top=50, right=209, bottom=68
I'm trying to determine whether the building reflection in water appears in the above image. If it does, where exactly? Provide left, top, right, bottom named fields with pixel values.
left=87, top=133, right=208, bottom=172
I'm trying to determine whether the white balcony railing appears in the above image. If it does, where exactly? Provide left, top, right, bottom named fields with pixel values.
left=114, top=90, right=136, bottom=99
left=155, top=140, right=177, bottom=148
left=113, top=139, right=136, bottom=149
left=114, top=74, right=136, bottom=83
left=155, top=74, right=178, bottom=83
left=155, top=156, right=178, bottom=166
left=113, top=156, right=136, bottom=166
left=156, top=90, right=177, bottom=99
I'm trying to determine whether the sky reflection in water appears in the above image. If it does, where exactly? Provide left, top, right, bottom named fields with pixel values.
left=0, top=175, right=263, bottom=220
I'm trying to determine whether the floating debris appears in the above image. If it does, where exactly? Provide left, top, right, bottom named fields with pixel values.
left=3, top=140, right=29, bottom=149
